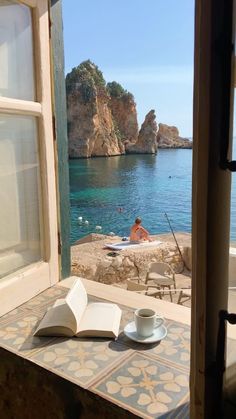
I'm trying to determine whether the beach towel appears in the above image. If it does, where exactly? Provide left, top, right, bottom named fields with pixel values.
left=105, top=240, right=162, bottom=251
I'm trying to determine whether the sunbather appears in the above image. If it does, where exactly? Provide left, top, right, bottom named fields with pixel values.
left=130, top=217, right=152, bottom=242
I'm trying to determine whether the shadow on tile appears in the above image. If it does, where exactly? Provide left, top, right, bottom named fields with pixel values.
left=158, top=401, right=189, bottom=418
left=19, top=335, right=130, bottom=355
left=19, top=336, right=65, bottom=353
left=117, top=331, right=162, bottom=351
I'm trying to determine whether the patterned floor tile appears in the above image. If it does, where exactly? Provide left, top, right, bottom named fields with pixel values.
left=0, top=286, right=68, bottom=328
left=118, top=311, right=190, bottom=370
left=30, top=337, right=132, bottom=388
left=0, top=306, right=26, bottom=326
left=148, top=321, right=190, bottom=369
left=21, top=286, right=68, bottom=314
left=0, top=310, right=57, bottom=355
left=92, top=352, right=189, bottom=418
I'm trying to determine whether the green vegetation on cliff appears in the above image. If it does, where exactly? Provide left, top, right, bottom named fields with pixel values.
left=66, top=60, right=140, bottom=156
left=66, top=61, right=133, bottom=104
left=66, top=60, right=106, bottom=103
left=107, top=81, right=133, bottom=100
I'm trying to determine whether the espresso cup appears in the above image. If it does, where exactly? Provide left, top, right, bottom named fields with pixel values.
left=134, top=308, right=164, bottom=337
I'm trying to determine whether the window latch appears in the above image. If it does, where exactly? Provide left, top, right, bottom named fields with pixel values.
left=219, top=158, right=236, bottom=171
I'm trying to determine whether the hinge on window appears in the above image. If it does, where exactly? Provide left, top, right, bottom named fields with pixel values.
left=58, top=231, right=62, bottom=255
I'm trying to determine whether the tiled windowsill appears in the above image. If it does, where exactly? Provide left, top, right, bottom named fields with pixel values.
left=0, top=277, right=192, bottom=418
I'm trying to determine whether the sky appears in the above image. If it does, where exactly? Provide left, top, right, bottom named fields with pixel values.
left=62, top=0, right=195, bottom=137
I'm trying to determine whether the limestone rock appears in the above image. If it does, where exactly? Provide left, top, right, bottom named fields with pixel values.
left=126, top=110, right=158, bottom=154
left=182, top=246, right=191, bottom=270
left=107, top=82, right=139, bottom=146
left=71, top=236, right=185, bottom=284
left=66, top=61, right=190, bottom=157
left=66, top=61, right=124, bottom=158
left=157, top=123, right=192, bottom=149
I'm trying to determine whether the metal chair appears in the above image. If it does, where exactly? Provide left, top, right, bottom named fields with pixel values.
left=145, top=262, right=176, bottom=302
left=126, top=279, right=162, bottom=299
left=177, top=288, right=191, bottom=305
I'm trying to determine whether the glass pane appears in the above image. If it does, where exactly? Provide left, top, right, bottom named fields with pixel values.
left=0, top=1, right=35, bottom=100
left=0, top=114, right=42, bottom=279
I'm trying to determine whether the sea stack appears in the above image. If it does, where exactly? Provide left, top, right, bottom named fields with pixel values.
left=126, top=110, right=158, bottom=154
left=157, top=123, right=192, bottom=148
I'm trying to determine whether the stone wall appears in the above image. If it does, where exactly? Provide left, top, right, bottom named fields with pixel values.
left=0, top=348, right=136, bottom=419
left=71, top=237, right=187, bottom=285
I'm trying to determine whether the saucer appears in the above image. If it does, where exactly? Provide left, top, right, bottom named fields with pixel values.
left=124, top=321, right=167, bottom=344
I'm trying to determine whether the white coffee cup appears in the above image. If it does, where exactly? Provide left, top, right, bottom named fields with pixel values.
left=134, top=308, right=164, bottom=337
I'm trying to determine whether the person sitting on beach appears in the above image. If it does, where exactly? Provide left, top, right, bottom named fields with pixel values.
left=130, top=217, right=152, bottom=242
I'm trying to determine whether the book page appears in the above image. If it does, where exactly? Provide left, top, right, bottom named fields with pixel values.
left=65, top=279, right=88, bottom=326
left=34, top=299, right=77, bottom=336
left=76, top=303, right=122, bottom=338
left=34, top=279, right=88, bottom=337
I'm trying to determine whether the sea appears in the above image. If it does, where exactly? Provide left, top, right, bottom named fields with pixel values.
left=69, top=149, right=236, bottom=244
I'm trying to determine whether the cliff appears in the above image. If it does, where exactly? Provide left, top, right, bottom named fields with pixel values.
left=66, top=60, right=191, bottom=158
left=157, top=123, right=192, bottom=149
left=66, top=61, right=124, bottom=158
left=107, top=81, right=139, bottom=146
left=126, top=110, right=158, bottom=154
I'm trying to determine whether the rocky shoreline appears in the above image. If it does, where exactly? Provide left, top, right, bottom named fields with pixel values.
left=66, top=60, right=192, bottom=159
left=71, top=233, right=192, bottom=285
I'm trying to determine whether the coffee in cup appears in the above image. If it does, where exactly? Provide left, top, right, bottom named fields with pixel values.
left=134, top=308, right=164, bottom=337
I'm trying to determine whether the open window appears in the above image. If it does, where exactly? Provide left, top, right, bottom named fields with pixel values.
left=0, top=0, right=59, bottom=315
left=191, top=0, right=236, bottom=417
left=1, top=0, right=236, bottom=416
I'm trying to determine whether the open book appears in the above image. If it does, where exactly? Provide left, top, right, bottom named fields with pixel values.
left=34, top=279, right=122, bottom=338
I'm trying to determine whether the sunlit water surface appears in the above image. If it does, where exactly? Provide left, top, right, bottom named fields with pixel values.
left=69, top=149, right=236, bottom=243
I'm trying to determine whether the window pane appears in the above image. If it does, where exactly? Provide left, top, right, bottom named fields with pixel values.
left=0, top=1, right=35, bottom=100
left=0, top=114, right=42, bottom=279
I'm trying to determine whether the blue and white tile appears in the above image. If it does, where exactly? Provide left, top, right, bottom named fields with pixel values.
left=93, top=352, right=189, bottom=419
left=30, top=337, right=132, bottom=388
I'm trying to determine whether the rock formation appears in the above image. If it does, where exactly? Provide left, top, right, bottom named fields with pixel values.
left=66, top=61, right=124, bottom=158
left=157, top=123, right=192, bottom=148
left=107, top=81, right=139, bottom=146
left=126, top=110, right=158, bottom=154
left=66, top=60, right=192, bottom=158
left=71, top=234, right=186, bottom=284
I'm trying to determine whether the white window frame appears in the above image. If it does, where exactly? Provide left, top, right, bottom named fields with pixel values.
left=0, top=0, right=59, bottom=315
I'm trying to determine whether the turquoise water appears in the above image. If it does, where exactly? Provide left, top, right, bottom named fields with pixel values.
left=70, top=150, right=192, bottom=242
left=69, top=149, right=236, bottom=244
